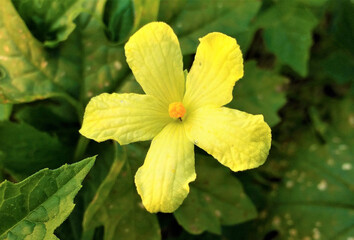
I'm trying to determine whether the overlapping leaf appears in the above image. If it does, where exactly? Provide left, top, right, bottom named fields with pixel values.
left=11, top=0, right=85, bottom=47
left=0, top=121, right=70, bottom=180
left=104, top=0, right=160, bottom=43
left=258, top=98, right=354, bottom=239
left=0, top=157, right=95, bottom=240
left=257, top=1, right=318, bottom=76
left=0, top=0, right=80, bottom=103
left=83, top=143, right=161, bottom=240
left=174, top=154, right=257, bottom=235
left=162, top=0, right=261, bottom=54
left=228, top=61, right=288, bottom=127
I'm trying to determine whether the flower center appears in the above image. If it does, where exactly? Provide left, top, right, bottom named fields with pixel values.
left=168, top=102, right=186, bottom=119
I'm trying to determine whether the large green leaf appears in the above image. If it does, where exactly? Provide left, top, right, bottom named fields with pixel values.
left=55, top=142, right=117, bottom=240
left=66, top=0, right=130, bottom=103
left=0, top=121, right=70, bottom=180
left=0, top=0, right=129, bottom=104
left=296, top=0, right=329, bottom=6
left=330, top=0, right=354, bottom=55
left=257, top=1, right=318, bottom=76
left=174, top=154, right=257, bottom=235
left=259, top=98, right=354, bottom=239
left=83, top=143, right=161, bottom=240
left=0, top=156, right=95, bottom=240
left=0, top=0, right=80, bottom=103
left=11, top=0, right=84, bottom=47
left=104, top=0, right=160, bottom=43
left=228, top=61, right=288, bottom=127
left=158, top=0, right=186, bottom=23
left=164, top=0, right=261, bottom=54
left=318, top=50, right=354, bottom=84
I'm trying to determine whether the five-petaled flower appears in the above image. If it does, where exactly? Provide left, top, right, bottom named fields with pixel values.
left=80, top=22, right=271, bottom=213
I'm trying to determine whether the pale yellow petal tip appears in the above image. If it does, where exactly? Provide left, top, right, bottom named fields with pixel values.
left=199, top=32, right=244, bottom=78
left=125, top=21, right=176, bottom=51
left=231, top=117, right=272, bottom=172
left=135, top=170, right=197, bottom=213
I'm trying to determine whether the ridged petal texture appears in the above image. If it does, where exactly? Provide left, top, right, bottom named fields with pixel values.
left=125, top=22, right=185, bottom=105
left=184, top=107, right=271, bottom=172
left=183, top=32, right=244, bottom=112
left=135, top=122, right=196, bottom=213
left=80, top=93, right=170, bottom=145
left=80, top=22, right=272, bottom=213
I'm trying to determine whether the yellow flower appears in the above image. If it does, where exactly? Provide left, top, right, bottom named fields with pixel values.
left=80, top=22, right=271, bottom=213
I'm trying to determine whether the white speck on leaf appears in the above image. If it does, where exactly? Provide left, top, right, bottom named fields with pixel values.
left=114, top=61, right=122, bottom=70
left=214, top=210, right=221, bottom=217
left=313, top=228, right=321, bottom=240
left=338, top=144, right=348, bottom=151
left=342, top=163, right=352, bottom=170
left=289, top=229, right=297, bottom=236
left=286, top=180, right=294, bottom=188
left=272, top=216, right=281, bottom=226
left=327, top=158, right=334, bottom=166
left=317, top=180, right=327, bottom=191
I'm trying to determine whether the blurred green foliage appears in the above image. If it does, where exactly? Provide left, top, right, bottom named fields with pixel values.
left=0, top=0, right=353, bottom=239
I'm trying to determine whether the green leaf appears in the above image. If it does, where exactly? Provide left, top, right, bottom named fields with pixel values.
left=0, top=0, right=80, bottom=103
left=55, top=142, right=117, bottom=240
left=0, top=156, right=95, bottom=240
left=0, top=121, right=70, bottom=180
left=174, top=154, right=257, bottom=235
left=158, top=0, right=187, bottom=23
left=296, top=0, right=329, bottom=6
left=14, top=101, right=78, bottom=133
left=0, top=104, right=12, bottom=121
left=83, top=143, right=161, bottom=240
left=166, top=0, right=261, bottom=54
left=0, top=0, right=129, bottom=104
left=318, top=50, right=354, bottom=84
left=258, top=1, right=318, bottom=76
left=12, top=0, right=85, bottom=47
left=71, top=1, right=130, bottom=102
left=228, top=61, right=288, bottom=127
left=330, top=0, right=354, bottom=55
left=260, top=98, right=354, bottom=239
left=104, top=0, right=160, bottom=43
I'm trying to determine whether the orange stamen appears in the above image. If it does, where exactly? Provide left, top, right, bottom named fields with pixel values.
left=168, top=102, right=186, bottom=119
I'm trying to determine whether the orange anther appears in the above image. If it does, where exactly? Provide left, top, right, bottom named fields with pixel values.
left=168, top=102, right=186, bottom=119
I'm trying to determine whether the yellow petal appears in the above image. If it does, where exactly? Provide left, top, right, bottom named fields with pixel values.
left=135, top=122, right=196, bottom=213
left=184, top=107, right=271, bottom=172
left=80, top=93, right=170, bottom=144
left=183, top=33, right=244, bottom=111
left=125, top=22, right=185, bottom=105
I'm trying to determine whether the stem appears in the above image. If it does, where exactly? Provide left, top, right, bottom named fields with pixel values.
left=73, top=135, right=90, bottom=162
left=50, top=92, right=84, bottom=123
left=81, top=229, right=95, bottom=240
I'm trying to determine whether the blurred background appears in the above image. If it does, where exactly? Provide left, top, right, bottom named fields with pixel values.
left=0, top=0, right=353, bottom=239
